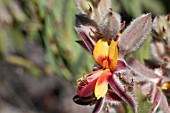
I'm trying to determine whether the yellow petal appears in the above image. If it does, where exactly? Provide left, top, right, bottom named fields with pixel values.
left=93, top=38, right=109, bottom=68
left=108, top=40, right=118, bottom=71
left=94, top=69, right=112, bottom=99
left=161, top=82, right=170, bottom=90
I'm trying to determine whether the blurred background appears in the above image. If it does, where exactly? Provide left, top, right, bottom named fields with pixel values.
left=0, top=0, right=170, bottom=113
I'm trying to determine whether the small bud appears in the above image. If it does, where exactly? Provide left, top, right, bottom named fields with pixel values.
left=152, top=15, right=170, bottom=40
left=75, top=0, right=93, bottom=15
left=151, top=14, right=170, bottom=62
left=99, top=11, right=121, bottom=39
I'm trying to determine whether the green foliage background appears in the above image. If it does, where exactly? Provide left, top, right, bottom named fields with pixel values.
left=0, top=0, right=169, bottom=81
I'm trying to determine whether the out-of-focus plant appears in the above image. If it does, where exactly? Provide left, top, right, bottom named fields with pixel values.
left=0, top=0, right=42, bottom=76
left=119, top=0, right=165, bottom=17
left=35, top=0, right=94, bottom=80
left=0, top=0, right=94, bottom=80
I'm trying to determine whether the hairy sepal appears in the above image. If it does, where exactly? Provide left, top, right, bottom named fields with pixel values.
left=92, top=97, right=105, bottom=113
left=159, top=93, right=170, bottom=113
left=126, top=58, right=161, bottom=79
left=109, top=74, right=138, bottom=113
left=149, top=86, right=162, bottom=113
left=119, top=13, right=152, bottom=57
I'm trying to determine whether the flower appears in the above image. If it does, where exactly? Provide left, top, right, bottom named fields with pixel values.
left=73, top=0, right=153, bottom=113
left=93, top=38, right=118, bottom=99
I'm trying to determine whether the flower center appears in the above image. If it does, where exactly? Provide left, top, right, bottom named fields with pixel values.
left=93, top=38, right=118, bottom=71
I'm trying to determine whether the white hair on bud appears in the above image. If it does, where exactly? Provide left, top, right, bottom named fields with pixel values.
left=99, top=11, right=121, bottom=39
left=118, top=13, right=152, bottom=57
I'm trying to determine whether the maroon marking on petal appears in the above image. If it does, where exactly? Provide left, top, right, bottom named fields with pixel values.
left=92, top=97, right=105, bottom=113
left=75, top=28, right=94, bottom=54
left=149, top=88, right=162, bottom=113
left=78, top=79, right=97, bottom=97
left=109, top=75, right=137, bottom=113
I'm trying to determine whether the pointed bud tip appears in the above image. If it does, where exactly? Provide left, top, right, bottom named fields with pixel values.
left=75, top=27, right=81, bottom=35
left=142, top=13, right=152, bottom=21
left=74, top=27, right=79, bottom=31
left=143, top=13, right=151, bottom=18
left=140, top=13, right=152, bottom=23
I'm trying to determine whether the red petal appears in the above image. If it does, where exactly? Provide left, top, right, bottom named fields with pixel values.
left=78, top=79, right=97, bottom=97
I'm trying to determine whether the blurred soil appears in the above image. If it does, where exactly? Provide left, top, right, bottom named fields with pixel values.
left=0, top=59, right=91, bottom=113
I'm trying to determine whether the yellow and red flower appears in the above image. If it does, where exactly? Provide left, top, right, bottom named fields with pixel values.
left=77, top=38, right=118, bottom=99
